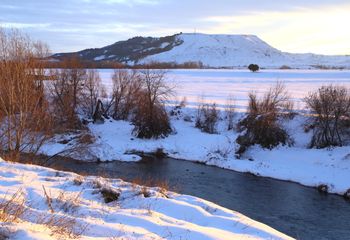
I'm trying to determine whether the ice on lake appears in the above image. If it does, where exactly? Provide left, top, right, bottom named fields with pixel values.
left=98, top=69, right=350, bottom=111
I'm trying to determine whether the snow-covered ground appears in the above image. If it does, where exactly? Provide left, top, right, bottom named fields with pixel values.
left=41, top=110, right=350, bottom=196
left=40, top=69, right=350, bottom=196
left=0, top=158, right=293, bottom=240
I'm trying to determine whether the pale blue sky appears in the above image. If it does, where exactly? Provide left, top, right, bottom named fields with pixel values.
left=1, top=0, right=349, bottom=54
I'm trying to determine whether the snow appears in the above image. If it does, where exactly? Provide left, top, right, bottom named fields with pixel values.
left=160, top=42, right=170, bottom=48
left=0, top=158, right=292, bottom=240
left=93, top=55, right=106, bottom=61
left=89, top=113, right=350, bottom=195
left=39, top=110, right=350, bottom=196
left=140, top=33, right=350, bottom=68
left=38, top=69, right=350, bottom=196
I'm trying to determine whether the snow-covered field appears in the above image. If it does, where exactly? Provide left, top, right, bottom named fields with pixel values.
left=40, top=69, right=350, bottom=196
left=99, top=69, right=350, bottom=110
left=0, top=158, right=293, bottom=240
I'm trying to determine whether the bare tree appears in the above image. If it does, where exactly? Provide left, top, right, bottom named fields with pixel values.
left=236, top=82, right=293, bottom=155
left=0, top=28, right=53, bottom=159
left=195, top=102, right=220, bottom=134
left=49, top=57, right=87, bottom=130
left=305, top=85, right=350, bottom=148
left=81, top=69, right=102, bottom=118
left=111, top=69, right=141, bottom=120
left=132, top=69, right=173, bottom=138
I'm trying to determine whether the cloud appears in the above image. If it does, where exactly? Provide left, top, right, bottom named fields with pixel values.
left=199, top=4, right=350, bottom=54
left=0, top=0, right=349, bottom=54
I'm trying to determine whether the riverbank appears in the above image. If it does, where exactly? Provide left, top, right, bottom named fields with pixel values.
left=40, top=109, right=350, bottom=197
left=0, top=158, right=293, bottom=240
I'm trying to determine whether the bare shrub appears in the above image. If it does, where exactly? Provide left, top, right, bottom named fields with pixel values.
left=0, top=28, right=53, bottom=159
left=100, top=188, right=120, bottom=203
left=40, top=186, right=87, bottom=238
left=225, top=95, right=235, bottom=130
left=317, top=184, right=328, bottom=193
left=179, top=96, right=187, bottom=108
left=208, top=138, right=234, bottom=160
left=305, top=85, right=350, bottom=148
left=153, top=148, right=167, bottom=158
left=195, top=102, right=220, bottom=134
left=344, top=189, right=350, bottom=200
left=132, top=69, right=173, bottom=139
left=236, top=82, right=293, bottom=154
left=0, top=230, right=9, bottom=240
left=132, top=95, right=171, bottom=138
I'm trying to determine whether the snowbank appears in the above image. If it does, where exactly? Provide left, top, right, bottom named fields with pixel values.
left=0, top=158, right=292, bottom=240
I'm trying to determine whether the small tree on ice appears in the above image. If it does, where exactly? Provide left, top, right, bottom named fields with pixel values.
left=248, top=64, right=259, bottom=72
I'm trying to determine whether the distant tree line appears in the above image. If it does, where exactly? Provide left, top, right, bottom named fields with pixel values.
left=44, top=58, right=205, bottom=69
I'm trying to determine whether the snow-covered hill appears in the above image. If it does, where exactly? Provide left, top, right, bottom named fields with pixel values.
left=52, top=33, right=350, bottom=69
left=141, top=33, right=350, bottom=68
left=142, top=33, right=287, bottom=67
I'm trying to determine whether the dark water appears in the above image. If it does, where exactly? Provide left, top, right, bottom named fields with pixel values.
left=44, top=156, right=350, bottom=240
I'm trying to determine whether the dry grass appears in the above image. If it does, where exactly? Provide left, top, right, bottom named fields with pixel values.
left=131, top=177, right=171, bottom=198
left=0, top=189, right=26, bottom=223
left=0, top=189, right=27, bottom=240
left=42, top=185, right=82, bottom=214
left=73, top=176, right=84, bottom=186
left=56, top=190, right=82, bottom=213
left=36, top=213, right=88, bottom=239
left=77, top=133, right=95, bottom=145
left=40, top=186, right=88, bottom=238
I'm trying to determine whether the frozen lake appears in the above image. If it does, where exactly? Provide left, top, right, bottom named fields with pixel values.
left=98, top=69, right=350, bottom=111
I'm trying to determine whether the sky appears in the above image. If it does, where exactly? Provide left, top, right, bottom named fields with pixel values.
left=0, top=0, right=349, bottom=55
